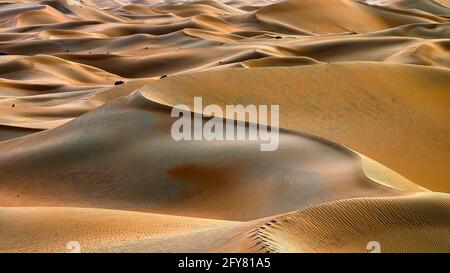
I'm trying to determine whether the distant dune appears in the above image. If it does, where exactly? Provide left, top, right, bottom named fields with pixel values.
left=0, top=0, right=449, bottom=253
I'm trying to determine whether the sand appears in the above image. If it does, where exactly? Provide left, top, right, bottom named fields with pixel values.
left=0, top=0, right=449, bottom=253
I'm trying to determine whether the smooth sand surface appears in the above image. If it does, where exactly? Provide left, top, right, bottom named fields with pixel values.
left=0, top=0, right=449, bottom=252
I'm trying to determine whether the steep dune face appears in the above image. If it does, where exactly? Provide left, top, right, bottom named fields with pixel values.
left=0, top=0, right=449, bottom=252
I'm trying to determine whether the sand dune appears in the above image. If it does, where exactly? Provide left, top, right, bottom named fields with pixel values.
left=380, top=0, right=450, bottom=17
left=1, top=192, right=447, bottom=253
left=256, top=0, right=447, bottom=34
left=140, top=63, right=450, bottom=192
left=252, top=192, right=450, bottom=253
left=0, top=91, right=404, bottom=221
left=0, top=0, right=448, bottom=253
left=0, top=78, right=152, bottom=130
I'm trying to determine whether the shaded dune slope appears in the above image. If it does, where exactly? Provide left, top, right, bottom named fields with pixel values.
left=0, top=91, right=403, bottom=221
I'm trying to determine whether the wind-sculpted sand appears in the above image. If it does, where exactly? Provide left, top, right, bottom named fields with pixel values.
left=0, top=0, right=449, bottom=253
